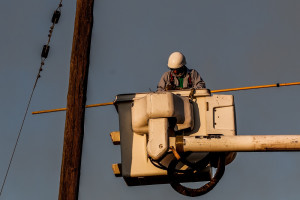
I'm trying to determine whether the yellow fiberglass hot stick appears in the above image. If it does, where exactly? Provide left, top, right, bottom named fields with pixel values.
left=211, top=81, right=300, bottom=93
left=32, top=81, right=300, bottom=115
left=32, top=102, right=114, bottom=115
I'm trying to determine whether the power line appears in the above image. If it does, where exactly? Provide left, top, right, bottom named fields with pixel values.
left=0, top=1, right=63, bottom=197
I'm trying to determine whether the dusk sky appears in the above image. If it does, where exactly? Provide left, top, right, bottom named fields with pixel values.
left=1, top=0, right=300, bottom=199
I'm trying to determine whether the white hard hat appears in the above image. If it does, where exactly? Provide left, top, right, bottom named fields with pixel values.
left=167, top=52, right=186, bottom=69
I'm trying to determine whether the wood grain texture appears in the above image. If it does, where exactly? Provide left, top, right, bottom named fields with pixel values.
left=58, top=0, right=94, bottom=199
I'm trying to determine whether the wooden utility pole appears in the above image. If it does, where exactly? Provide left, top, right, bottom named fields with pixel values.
left=58, top=0, right=94, bottom=199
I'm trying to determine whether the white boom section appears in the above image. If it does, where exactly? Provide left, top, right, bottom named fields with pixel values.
left=182, top=135, right=300, bottom=152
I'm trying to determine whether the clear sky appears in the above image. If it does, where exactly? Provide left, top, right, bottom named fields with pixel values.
left=1, top=0, right=300, bottom=199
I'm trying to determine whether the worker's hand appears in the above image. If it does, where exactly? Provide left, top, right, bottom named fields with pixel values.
left=165, top=85, right=175, bottom=91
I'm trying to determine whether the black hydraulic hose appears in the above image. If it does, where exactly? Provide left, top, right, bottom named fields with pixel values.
left=149, top=156, right=197, bottom=173
left=149, top=152, right=210, bottom=173
left=179, top=153, right=211, bottom=170
left=167, top=153, right=226, bottom=197
left=149, top=157, right=168, bottom=170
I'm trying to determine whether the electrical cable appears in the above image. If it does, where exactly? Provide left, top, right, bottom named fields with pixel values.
left=167, top=153, right=226, bottom=197
left=0, top=1, right=63, bottom=197
left=149, top=157, right=169, bottom=171
left=148, top=146, right=219, bottom=197
left=149, top=151, right=210, bottom=173
left=0, top=64, right=42, bottom=197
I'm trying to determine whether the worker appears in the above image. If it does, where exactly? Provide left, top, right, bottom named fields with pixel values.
left=157, top=52, right=206, bottom=91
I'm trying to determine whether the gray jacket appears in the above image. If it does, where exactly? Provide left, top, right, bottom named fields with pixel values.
left=157, top=68, right=206, bottom=91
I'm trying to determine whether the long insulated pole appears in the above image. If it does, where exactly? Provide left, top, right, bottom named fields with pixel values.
left=32, top=81, right=300, bottom=115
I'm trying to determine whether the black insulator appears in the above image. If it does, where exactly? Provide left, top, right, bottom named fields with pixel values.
left=51, top=10, right=61, bottom=24
left=41, top=45, right=50, bottom=58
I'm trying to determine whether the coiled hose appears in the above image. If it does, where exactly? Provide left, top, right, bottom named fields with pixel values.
left=167, top=153, right=226, bottom=197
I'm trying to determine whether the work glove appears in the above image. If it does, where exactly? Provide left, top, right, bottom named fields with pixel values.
left=165, top=85, right=175, bottom=91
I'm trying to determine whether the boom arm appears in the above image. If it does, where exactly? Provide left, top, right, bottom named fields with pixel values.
left=177, top=135, right=300, bottom=152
